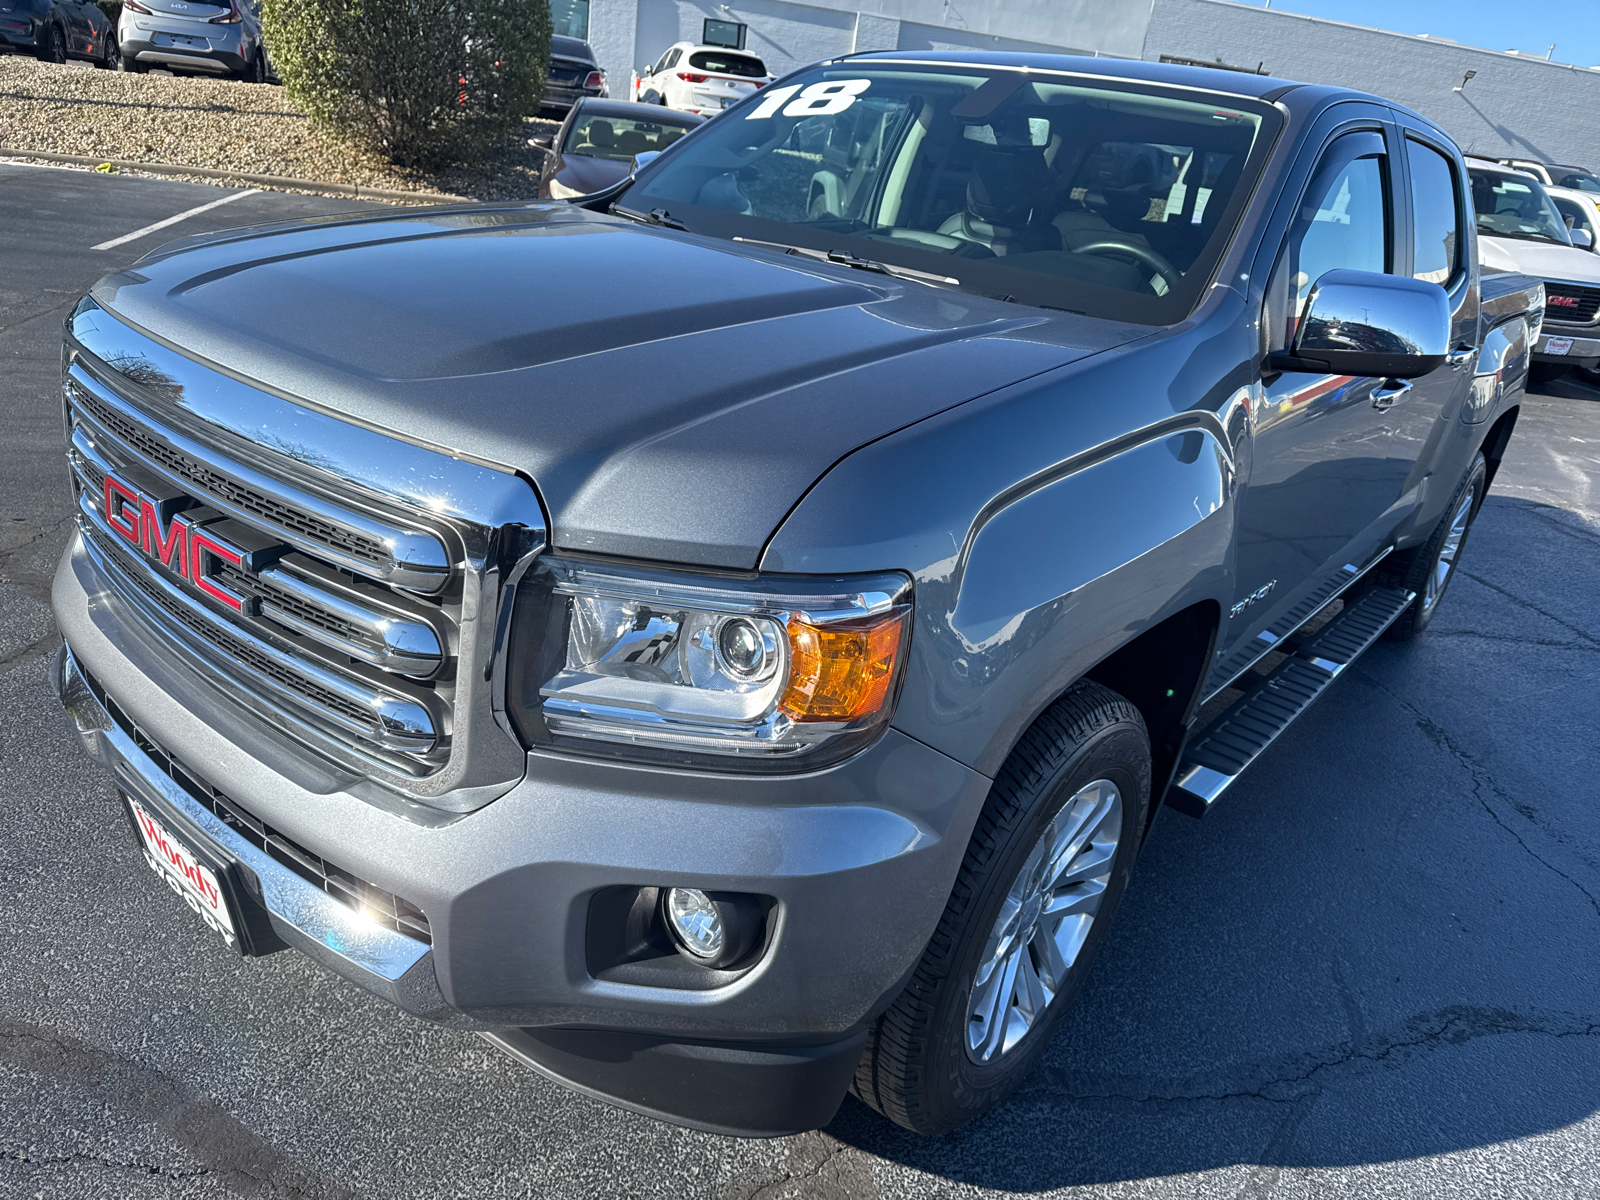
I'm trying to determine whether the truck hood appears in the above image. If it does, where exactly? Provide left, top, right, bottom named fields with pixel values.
left=1479, top=234, right=1600, bottom=285
left=93, top=204, right=1142, bottom=568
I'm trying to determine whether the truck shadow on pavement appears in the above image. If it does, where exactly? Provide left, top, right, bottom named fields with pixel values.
left=826, top=492, right=1600, bottom=1189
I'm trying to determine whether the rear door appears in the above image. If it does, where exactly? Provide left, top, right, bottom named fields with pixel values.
left=1384, top=122, right=1479, bottom=540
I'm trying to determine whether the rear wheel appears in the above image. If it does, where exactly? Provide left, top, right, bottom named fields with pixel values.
left=1383, top=453, right=1486, bottom=641
left=97, top=28, right=118, bottom=68
left=851, top=681, right=1150, bottom=1134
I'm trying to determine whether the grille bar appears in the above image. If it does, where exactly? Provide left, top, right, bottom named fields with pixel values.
left=79, top=496, right=439, bottom=756
left=67, top=363, right=450, bottom=593
left=69, top=423, right=446, bottom=681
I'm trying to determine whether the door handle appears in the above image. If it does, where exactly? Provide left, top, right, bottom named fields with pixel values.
left=1371, top=378, right=1413, bottom=410
left=1447, top=346, right=1478, bottom=370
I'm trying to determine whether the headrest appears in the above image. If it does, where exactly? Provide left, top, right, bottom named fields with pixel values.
left=967, top=147, right=1048, bottom=227
left=587, top=120, right=615, bottom=148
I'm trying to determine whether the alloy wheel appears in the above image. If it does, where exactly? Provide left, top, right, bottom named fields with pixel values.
left=965, top=779, right=1122, bottom=1063
left=1423, top=489, right=1475, bottom=614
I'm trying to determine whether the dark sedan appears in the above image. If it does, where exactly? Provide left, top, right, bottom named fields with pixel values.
left=540, top=33, right=606, bottom=114
left=534, top=98, right=703, bottom=199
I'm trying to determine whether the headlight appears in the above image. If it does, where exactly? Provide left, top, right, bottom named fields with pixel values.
left=547, top=178, right=587, bottom=200
left=505, top=557, right=912, bottom=771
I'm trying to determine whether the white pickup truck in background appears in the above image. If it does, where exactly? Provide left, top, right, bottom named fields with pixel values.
left=1471, top=159, right=1600, bottom=383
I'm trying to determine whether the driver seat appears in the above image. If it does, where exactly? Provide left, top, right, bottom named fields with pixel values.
left=939, top=147, right=1052, bottom=257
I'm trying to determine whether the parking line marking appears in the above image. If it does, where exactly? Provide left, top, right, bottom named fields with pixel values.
left=92, top=189, right=260, bottom=251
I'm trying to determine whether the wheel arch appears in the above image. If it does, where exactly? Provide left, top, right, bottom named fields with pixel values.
left=1479, top=404, right=1519, bottom=496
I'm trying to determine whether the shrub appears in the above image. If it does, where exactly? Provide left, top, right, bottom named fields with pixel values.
left=261, top=0, right=552, bottom=168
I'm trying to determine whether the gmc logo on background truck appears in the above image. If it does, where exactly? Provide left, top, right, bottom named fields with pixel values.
left=102, top=472, right=256, bottom=614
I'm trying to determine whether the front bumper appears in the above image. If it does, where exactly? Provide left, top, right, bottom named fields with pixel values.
left=52, top=531, right=988, bottom=1131
left=1534, top=329, right=1600, bottom=369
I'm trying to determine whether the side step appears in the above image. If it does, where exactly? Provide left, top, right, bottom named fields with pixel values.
left=1166, top=586, right=1416, bottom=818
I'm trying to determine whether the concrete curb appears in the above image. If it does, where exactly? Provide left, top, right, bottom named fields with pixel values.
left=0, top=147, right=467, bottom=203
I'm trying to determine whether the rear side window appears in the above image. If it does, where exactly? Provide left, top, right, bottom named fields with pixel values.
left=1407, top=138, right=1462, bottom=286
left=688, top=52, right=767, bottom=77
left=565, top=113, right=696, bottom=162
left=1264, top=132, right=1390, bottom=351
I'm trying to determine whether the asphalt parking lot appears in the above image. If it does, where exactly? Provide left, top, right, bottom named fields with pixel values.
left=2, top=162, right=1599, bottom=1200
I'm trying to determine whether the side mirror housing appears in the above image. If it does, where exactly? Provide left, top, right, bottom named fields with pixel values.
left=1572, top=227, right=1595, bottom=250
left=531, top=134, right=553, bottom=150
left=1268, top=269, right=1450, bottom=379
left=631, top=150, right=662, bottom=173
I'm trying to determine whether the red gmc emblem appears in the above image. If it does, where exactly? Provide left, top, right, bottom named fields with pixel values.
left=102, top=472, right=251, bottom=613
left=1548, top=295, right=1581, bottom=308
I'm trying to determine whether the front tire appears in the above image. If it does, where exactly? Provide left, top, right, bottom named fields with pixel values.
left=1383, top=452, right=1486, bottom=641
left=36, top=21, right=66, bottom=63
left=851, top=682, right=1150, bottom=1134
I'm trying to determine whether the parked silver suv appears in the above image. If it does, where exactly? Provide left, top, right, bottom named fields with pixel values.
left=118, top=0, right=268, bottom=81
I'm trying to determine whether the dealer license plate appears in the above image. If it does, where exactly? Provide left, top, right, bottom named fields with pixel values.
left=1545, top=336, right=1574, bottom=355
left=127, top=796, right=239, bottom=951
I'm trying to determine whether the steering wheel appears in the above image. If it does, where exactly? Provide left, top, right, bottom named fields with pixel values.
left=1070, top=239, right=1181, bottom=294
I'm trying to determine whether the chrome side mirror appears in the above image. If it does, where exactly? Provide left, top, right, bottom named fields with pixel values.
left=631, top=150, right=662, bottom=173
left=1572, top=227, right=1595, bottom=250
left=1270, top=268, right=1450, bottom=379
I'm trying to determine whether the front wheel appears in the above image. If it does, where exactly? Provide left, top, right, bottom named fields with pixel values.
left=851, top=682, right=1150, bottom=1134
left=1383, top=452, right=1486, bottom=641
left=36, top=21, right=66, bottom=63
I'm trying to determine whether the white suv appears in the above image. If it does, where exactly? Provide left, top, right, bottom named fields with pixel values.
left=633, top=42, right=772, bottom=116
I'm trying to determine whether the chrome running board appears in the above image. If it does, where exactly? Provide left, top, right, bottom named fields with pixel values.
left=1167, top=585, right=1416, bottom=818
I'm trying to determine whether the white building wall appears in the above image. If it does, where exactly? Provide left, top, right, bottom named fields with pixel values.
left=585, top=0, right=1153, bottom=89
left=1144, top=0, right=1600, bottom=167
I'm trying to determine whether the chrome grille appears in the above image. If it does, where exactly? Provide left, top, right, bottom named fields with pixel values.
left=1542, top=282, right=1600, bottom=326
left=72, top=381, right=393, bottom=566
left=63, top=298, right=547, bottom=807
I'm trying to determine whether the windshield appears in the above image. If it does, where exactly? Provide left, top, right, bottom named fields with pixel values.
left=1469, top=170, right=1570, bottom=244
left=564, top=112, right=696, bottom=162
left=1555, top=171, right=1600, bottom=194
left=689, top=51, right=767, bottom=78
left=619, top=62, right=1279, bottom=324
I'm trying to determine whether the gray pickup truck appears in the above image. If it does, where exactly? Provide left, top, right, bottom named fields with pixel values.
left=50, top=53, right=1541, bottom=1136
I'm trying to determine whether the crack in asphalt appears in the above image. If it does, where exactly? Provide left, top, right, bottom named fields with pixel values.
left=0, top=629, right=59, bottom=676
left=1360, top=673, right=1600, bottom=920
left=0, top=293, right=74, bottom=339
left=720, top=1132, right=876, bottom=1200
left=3, top=1146, right=212, bottom=1181
left=0, top=1021, right=363, bottom=1200
left=1427, top=628, right=1600, bottom=651
left=1025, top=1005, right=1600, bottom=1108
left=1459, top=569, right=1600, bottom=649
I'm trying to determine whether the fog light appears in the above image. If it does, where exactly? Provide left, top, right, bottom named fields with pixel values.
left=665, top=888, right=723, bottom=961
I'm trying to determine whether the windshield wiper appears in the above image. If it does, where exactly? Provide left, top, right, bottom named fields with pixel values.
left=732, top=236, right=961, bottom=288
left=612, top=205, right=688, bottom=231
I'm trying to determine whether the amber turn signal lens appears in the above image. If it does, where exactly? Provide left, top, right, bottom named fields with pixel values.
left=780, top=610, right=907, bottom=723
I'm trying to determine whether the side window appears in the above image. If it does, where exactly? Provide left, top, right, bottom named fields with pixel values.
left=1264, top=133, right=1391, bottom=352
left=1408, top=138, right=1463, bottom=286
left=665, top=48, right=682, bottom=70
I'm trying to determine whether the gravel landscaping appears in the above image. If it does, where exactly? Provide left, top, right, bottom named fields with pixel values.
left=0, top=56, right=560, bottom=200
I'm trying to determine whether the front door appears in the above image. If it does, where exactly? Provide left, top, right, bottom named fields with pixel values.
left=1214, top=124, right=1416, bottom=689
